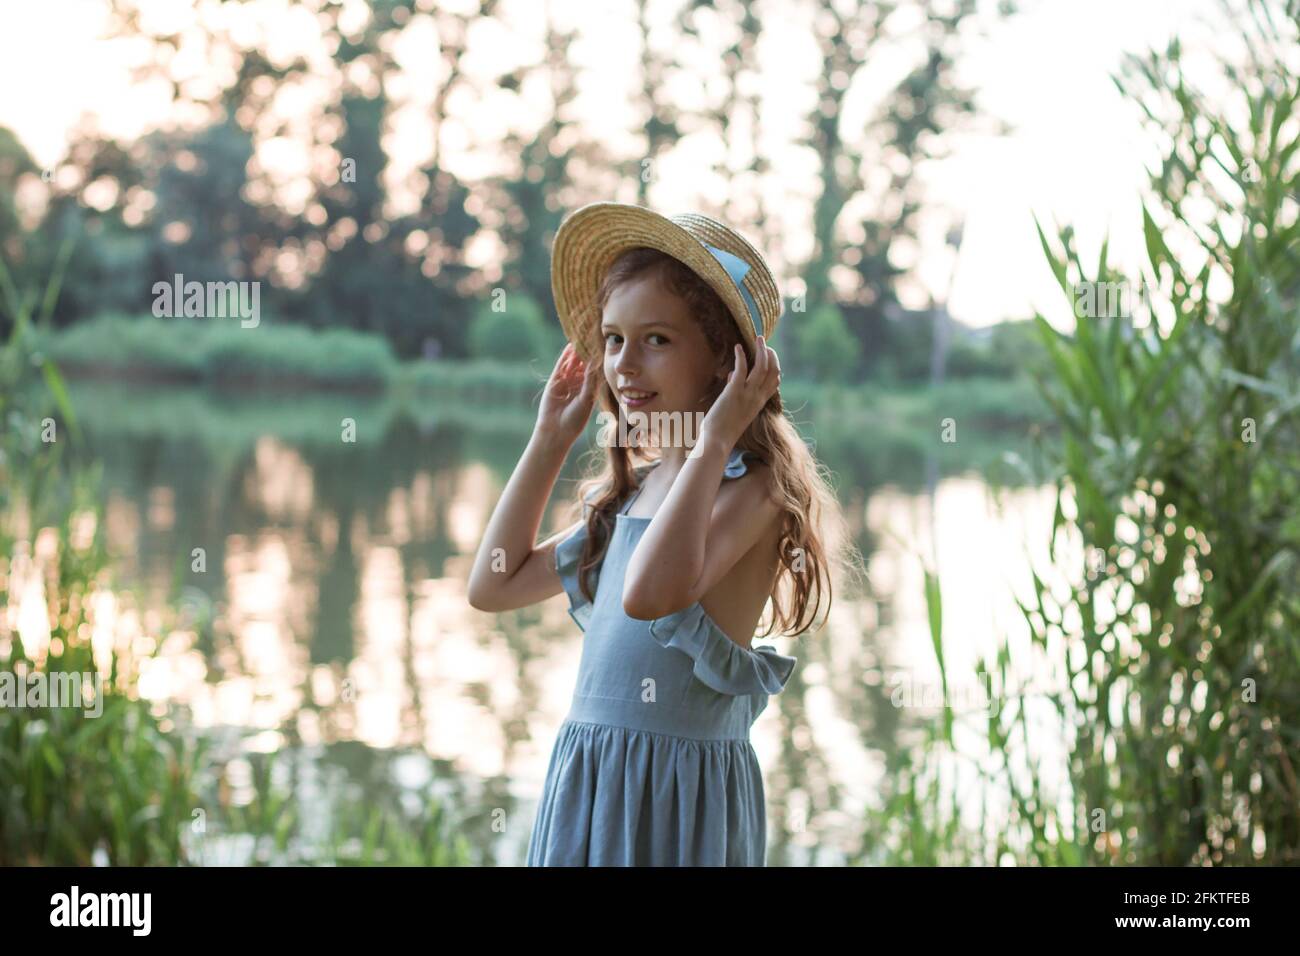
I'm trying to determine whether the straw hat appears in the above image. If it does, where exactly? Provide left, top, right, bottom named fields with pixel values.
left=551, top=202, right=783, bottom=366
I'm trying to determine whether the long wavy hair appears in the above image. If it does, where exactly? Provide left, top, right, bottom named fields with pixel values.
left=562, top=246, right=866, bottom=640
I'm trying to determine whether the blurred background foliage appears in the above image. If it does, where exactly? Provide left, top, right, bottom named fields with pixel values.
left=0, top=0, right=1039, bottom=385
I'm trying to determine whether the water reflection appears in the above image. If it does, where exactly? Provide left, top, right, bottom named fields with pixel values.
left=43, top=381, right=1056, bottom=865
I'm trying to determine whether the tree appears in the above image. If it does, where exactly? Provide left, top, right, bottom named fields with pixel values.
left=804, top=1, right=1013, bottom=356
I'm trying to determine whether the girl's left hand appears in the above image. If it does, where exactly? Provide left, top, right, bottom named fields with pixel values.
left=699, top=335, right=781, bottom=450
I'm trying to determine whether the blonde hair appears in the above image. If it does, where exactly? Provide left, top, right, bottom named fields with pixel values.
left=565, top=247, right=866, bottom=639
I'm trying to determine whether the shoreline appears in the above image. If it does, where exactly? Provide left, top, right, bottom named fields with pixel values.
left=34, top=314, right=1054, bottom=432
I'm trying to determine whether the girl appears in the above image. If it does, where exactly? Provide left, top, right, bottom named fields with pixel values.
left=467, top=203, right=860, bottom=866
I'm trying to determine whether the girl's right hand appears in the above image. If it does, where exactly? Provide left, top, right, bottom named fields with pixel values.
left=536, top=344, right=596, bottom=445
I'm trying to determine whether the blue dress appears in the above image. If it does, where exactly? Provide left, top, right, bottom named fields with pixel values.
left=526, top=447, right=798, bottom=866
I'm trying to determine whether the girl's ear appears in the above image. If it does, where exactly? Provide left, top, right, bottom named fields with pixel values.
left=713, top=355, right=730, bottom=385
left=715, top=347, right=734, bottom=378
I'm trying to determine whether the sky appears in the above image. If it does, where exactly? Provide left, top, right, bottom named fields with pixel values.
left=0, top=0, right=1250, bottom=332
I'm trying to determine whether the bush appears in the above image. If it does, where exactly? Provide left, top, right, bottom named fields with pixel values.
left=38, top=312, right=206, bottom=379
left=467, top=292, right=559, bottom=364
left=945, top=321, right=1049, bottom=380
left=795, top=304, right=860, bottom=383
left=202, top=323, right=395, bottom=388
left=37, top=314, right=396, bottom=389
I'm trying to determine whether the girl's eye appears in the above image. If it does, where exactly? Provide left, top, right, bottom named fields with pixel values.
left=603, top=332, right=670, bottom=348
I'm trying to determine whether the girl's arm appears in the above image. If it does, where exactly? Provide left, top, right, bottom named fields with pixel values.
left=623, top=338, right=783, bottom=620
left=466, top=346, right=596, bottom=613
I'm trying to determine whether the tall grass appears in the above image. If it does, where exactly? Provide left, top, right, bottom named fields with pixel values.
left=0, top=245, right=205, bottom=864
left=1018, top=9, right=1300, bottom=864
left=862, top=1, right=1300, bottom=865
left=183, top=749, right=476, bottom=866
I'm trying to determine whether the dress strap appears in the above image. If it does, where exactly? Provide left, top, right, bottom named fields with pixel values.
left=618, top=482, right=646, bottom=515
left=618, top=460, right=660, bottom=515
left=618, top=448, right=751, bottom=515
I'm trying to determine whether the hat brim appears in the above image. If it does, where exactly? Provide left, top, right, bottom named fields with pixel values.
left=550, top=202, right=767, bottom=364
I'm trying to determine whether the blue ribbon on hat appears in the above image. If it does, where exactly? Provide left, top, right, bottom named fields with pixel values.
left=702, top=242, right=763, bottom=338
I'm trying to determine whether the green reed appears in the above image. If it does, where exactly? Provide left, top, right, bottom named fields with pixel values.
left=861, top=1, right=1300, bottom=865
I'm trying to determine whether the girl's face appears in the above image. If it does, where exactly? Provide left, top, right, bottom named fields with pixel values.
left=600, top=273, right=723, bottom=428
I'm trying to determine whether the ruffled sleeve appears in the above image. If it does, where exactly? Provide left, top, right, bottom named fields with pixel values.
left=554, top=521, right=595, bottom=631
left=722, top=446, right=751, bottom=478
left=648, top=605, right=797, bottom=696
left=554, top=486, right=603, bottom=631
left=552, top=465, right=655, bottom=631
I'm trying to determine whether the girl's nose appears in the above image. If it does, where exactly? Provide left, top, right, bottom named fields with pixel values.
left=615, top=344, right=640, bottom=374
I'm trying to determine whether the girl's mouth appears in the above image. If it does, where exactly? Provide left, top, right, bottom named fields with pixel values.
left=621, top=390, right=657, bottom=408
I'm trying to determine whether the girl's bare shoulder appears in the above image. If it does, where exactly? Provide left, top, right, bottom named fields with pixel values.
left=727, top=454, right=781, bottom=512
